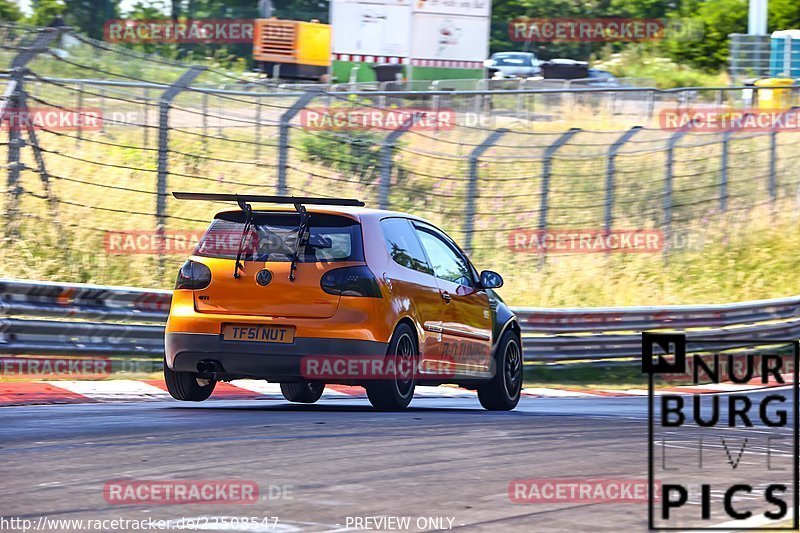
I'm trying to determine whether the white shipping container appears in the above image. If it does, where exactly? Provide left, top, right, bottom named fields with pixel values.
left=331, top=0, right=411, bottom=57
left=410, top=13, right=490, bottom=62
left=413, top=0, right=490, bottom=18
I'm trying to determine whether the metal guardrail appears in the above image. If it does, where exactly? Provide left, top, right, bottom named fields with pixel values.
left=516, top=296, right=800, bottom=333
left=0, top=279, right=169, bottom=356
left=0, top=72, right=777, bottom=97
left=1, top=279, right=799, bottom=364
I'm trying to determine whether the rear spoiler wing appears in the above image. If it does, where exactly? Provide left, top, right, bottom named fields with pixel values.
left=173, top=192, right=363, bottom=281
left=172, top=192, right=364, bottom=207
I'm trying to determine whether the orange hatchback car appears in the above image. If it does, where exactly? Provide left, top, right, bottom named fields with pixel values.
left=165, top=193, right=522, bottom=410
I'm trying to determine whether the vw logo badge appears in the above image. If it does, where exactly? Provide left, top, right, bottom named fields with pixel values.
left=255, top=269, right=273, bottom=286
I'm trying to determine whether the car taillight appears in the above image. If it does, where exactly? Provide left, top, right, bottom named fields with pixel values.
left=320, top=266, right=382, bottom=298
left=175, top=260, right=212, bottom=290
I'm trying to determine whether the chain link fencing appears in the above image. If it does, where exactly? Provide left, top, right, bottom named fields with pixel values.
left=3, top=24, right=800, bottom=306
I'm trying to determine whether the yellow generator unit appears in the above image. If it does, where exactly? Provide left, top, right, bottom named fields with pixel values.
left=253, top=18, right=331, bottom=80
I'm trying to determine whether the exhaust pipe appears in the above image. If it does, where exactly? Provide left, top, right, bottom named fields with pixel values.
left=197, top=360, right=221, bottom=374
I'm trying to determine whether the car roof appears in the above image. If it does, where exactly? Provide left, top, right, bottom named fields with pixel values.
left=213, top=205, right=436, bottom=226
left=493, top=52, right=534, bottom=57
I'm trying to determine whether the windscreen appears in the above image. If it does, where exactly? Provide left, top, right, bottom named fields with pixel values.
left=494, top=55, right=533, bottom=66
left=193, top=212, right=364, bottom=263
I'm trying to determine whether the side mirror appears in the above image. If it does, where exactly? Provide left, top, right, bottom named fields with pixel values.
left=480, top=270, right=503, bottom=289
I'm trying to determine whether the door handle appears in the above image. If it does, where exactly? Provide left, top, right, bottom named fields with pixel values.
left=441, top=291, right=451, bottom=303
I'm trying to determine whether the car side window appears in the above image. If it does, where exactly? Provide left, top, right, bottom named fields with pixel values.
left=414, top=226, right=474, bottom=288
left=380, top=218, right=433, bottom=275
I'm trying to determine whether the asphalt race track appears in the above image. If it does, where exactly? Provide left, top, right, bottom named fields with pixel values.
left=0, top=390, right=795, bottom=532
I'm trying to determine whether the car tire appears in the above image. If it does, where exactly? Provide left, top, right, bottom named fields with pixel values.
left=280, top=382, right=325, bottom=403
left=164, top=360, right=216, bottom=401
left=365, top=323, right=417, bottom=411
left=477, top=330, right=522, bottom=411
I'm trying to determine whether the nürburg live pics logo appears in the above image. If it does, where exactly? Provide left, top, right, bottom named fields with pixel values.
left=643, top=332, right=799, bottom=530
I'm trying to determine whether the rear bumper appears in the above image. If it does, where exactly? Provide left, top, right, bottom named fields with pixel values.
left=166, top=332, right=388, bottom=380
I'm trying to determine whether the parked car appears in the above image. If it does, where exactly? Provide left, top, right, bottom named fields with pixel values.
left=540, top=58, right=589, bottom=80
left=164, top=193, right=523, bottom=411
left=484, top=52, right=541, bottom=79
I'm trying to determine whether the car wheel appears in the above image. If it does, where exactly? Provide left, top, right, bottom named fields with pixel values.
left=366, top=323, right=417, bottom=411
left=164, top=360, right=216, bottom=401
left=477, top=330, right=522, bottom=411
left=280, top=382, right=325, bottom=403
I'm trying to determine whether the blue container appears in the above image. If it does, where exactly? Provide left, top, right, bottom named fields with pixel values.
left=770, top=30, right=800, bottom=77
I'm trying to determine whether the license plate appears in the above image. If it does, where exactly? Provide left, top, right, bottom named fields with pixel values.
left=222, top=324, right=295, bottom=344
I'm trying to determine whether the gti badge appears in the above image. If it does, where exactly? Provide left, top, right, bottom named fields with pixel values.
left=255, top=269, right=273, bottom=286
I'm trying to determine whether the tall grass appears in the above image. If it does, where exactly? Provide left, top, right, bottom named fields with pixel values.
left=2, top=86, right=800, bottom=308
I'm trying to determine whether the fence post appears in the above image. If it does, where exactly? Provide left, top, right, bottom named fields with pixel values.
left=730, top=35, right=740, bottom=80
left=379, top=113, right=424, bottom=210
left=538, top=128, right=580, bottom=267
left=720, top=128, right=734, bottom=212
left=782, top=35, right=792, bottom=76
left=142, top=87, right=149, bottom=149
left=1, top=28, right=62, bottom=238
left=664, top=128, right=690, bottom=256
left=767, top=106, right=800, bottom=208
left=155, top=66, right=206, bottom=277
left=607, top=89, right=617, bottom=115
left=464, top=128, right=509, bottom=254
left=200, top=90, right=208, bottom=151
left=0, top=28, right=61, bottom=123
left=255, top=96, right=262, bottom=162
left=645, top=89, right=655, bottom=121
left=76, top=81, right=84, bottom=146
left=431, top=84, right=441, bottom=128
left=98, top=86, right=106, bottom=134
left=769, top=127, right=778, bottom=206
left=277, top=89, right=322, bottom=196
left=605, top=126, right=642, bottom=234
left=17, top=95, right=57, bottom=216
left=525, top=79, right=535, bottom=122
left=5, top=75, right=24, bottom=238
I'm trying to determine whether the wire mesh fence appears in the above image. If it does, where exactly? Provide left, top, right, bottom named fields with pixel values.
left=729, top=34, right=773, bottom=82
left=3, top=24, right=800, bottom=306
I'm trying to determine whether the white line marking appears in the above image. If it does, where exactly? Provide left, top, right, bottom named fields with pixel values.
left=687, top=383, right=763, bottom=391
left=46, top=380, right=171, bottom=401
left=414, top=386, right=476, bottom=398
left=521, top=387, right=597, bottom=397
left=228, top=380, right=355, bottom=399
left=227, top=381, right=283, bottom=396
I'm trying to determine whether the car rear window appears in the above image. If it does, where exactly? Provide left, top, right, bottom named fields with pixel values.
left=194, top=212, right=364, bottom=263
